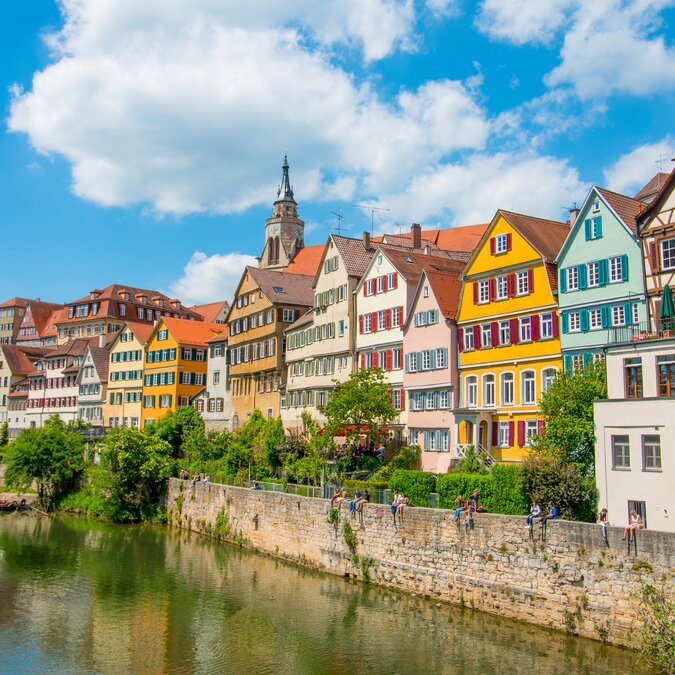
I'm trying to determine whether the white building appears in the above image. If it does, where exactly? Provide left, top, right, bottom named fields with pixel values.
left=77, top=343, right=110, bottom=427
left=194, top=330, right=232, bottom=431
left=594, top=335, right=675, bottom=533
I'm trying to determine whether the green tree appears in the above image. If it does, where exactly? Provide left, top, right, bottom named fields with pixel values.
left=322, top=368, right=397, bottom=443
left=0, top=421, right=8, bottom=448
left=532, top=360, right=607, bottom=472
left=145, top=406, right=205, bottom=458
left=5, top=415, right=85, bottom=509
left=638, top=580, right=675, bottom=673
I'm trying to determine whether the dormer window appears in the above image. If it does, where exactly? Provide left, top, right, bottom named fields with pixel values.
left=592, top=200, right=600, bottom=213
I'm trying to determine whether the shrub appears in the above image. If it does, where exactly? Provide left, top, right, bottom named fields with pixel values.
left=343, top=479, right=389, bottom=495
left=437, top=473, right=493, bottom=510
left=388, top=469, right=436, bottom=506
left=490, top=465, right=529, bottom=515
left=638, top=580, right=675, bottom=674
left=369, top=446, right=420, bottom=482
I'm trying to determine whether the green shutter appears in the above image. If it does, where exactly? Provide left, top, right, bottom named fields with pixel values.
left=595, top=216, right=603, bottom=238
left=621, top=254, right=629, bottom=282
left=580, top=309, right=589, bottom=332
left=559, top=269, right=567, bottom=293
left=561, top=312, right=569, bottom=334
left=599, top=259, right=608, bottom=286
left=563, top=354, right=572, bottom=373
left=578, top=264, right=587, bottom=290
left=584, top=219, right=591, bottom=240
left=624, top=302, right=632, bottom=324
left=601, top=306, right=611, bottom=329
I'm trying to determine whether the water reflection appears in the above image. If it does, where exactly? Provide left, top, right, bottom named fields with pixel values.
left=0, top=513, right=647, bottom=674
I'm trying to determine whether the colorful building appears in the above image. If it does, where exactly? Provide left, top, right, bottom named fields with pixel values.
left=193, top=328, right=231, bottom=431
left=141, top=317, right=225, bottom=428
left=456, top=210, right=569, bottom=462
left=556, top=187, right=647, bottom=372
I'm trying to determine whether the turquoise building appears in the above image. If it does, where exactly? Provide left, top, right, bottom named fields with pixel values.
left=556, top=187, right=647, bottom=372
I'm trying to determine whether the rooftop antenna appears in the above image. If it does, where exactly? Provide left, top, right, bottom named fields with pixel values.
left=331, top=208, right=344, bottom=235
left=655, top=155, right=668, bottom=173
left=354, top=204, right=390, bottom=235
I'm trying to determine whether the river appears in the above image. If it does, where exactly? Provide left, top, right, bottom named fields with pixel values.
left=0, top=513, right=649, bottom=674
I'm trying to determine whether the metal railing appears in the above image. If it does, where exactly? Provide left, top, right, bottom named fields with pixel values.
left=608, top=319, right=675, bottom=345
left=454, top=443, right=495, bottom=469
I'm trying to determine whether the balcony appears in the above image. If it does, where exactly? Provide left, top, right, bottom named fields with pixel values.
left=608, top=319, right=675, bottom=345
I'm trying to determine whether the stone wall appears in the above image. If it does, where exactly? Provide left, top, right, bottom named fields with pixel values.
left=167, top=479, right=675, bottom=648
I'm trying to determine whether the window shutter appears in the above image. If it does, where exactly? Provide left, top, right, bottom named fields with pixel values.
left=507, top=273, right=516, bottom=297
left=505, top=232, right=512, bottom=251
left=595, top=216, right=603, bottom=238
left=649, top=242, right=658, bottom=271
left=382, top=275, right=388, bottom=292
left=359, top=315, right=364, bottom=334
left=531, top=314, right=540, bottom=341
left=392, top=273, right=398, bottom=288
left=537, top=419, right=545, bottom=436
left=490, top=237, right=496, bottom=255
left=559, top=269, right=567, bottom=293
left=360, top=353, right=365, bottom=369
left=384, top=309, right=391, bottom=329
left=578, top=264, right=587, bottom=289
left=509, top=318, right=519, bottom=343
left=601, top=305, right=611, bottom=329
left=430, top=349, right=436, bottom=370
left=363, top=283, right=367, bottom=297
left=584, top=219, right=591, bottom=241
left=561, top=312, right=569, bottom=334
left=370, top=311, right=377, bottom=331
left=400, top=390, right=405, bottom=411
left=372, top=351, right=379, bottom=368
left=517, top=421, right=525, bottom=447
left=488, top=277, right=496, bottom=302
left=385, top=350, right=392, bottom=371
left=473, top=325, right=481, bottom=348
left=491, top=322, right=499, bottom=347
left=473, top=282, right=479, bottom=304
left=399, top=306, right=404, bottom=324
left=624, top=302, right=632, bottom=324
left=580, top=309, right=589, bottom=332
left=527, top=268, right=534, bottom=293
left=599, top=259, right=608, bottom=286
left=457, top=327, right=464, bottom=352
left=508, top=421, right=514, bottom=447
left=584, top=352, right=593, bottom=367
left=621, top=254, right=629, bottom=281
left=491, top=421, right=498, bottom=445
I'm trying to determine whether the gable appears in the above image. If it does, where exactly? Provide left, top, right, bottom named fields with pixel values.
left=640, top=184, right=675, bottom=236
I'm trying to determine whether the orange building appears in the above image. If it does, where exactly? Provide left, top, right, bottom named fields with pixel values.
left=140, top=317, right=225, bottom=428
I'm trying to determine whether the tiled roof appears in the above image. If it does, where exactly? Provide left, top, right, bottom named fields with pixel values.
left=424, top=270, right=463, bottom=320
left=0, top=297, right=31, bottom=309
left=634, top=172, right=670, bottom=203
left=189, top=300, right=230, bottom=324
left=286, top=309, right=315, bottom=332
left=123, top=321, right=155, bottom=345
left=381, top=248, right=467, bottom=284
left=284, top=244, right=326, bottom=276
left=162, top=316, right=226, bottom=347
left=331, top=235, right=377, bottom=278
left=50, top=337, right=97, bottom=358
left=88, top=346, right=111, bottom=381
left=0, top=344, right=38, bottom=376
left=499, top=210, right=570, bottom=262
left=636, top=169, right=675, bottom=229
left=206, top=326, right=229, bottom=344
left=596, top=187, right=641, bottom=234
left=247, top=266, right=315, bottom=306
left=41, top=307, right=68, bottom=337
left=376, top=223, right=489, bottom=253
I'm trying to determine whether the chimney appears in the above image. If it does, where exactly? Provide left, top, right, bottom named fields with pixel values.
left=411, top=223, right=422, bottom=249
left=568, top=207, right=579, bottom=226
left=98, top=334, right=105, bottom=348
left=362, top=231, right=371, bottom=250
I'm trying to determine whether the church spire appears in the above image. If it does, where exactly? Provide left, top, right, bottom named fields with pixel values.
left=276, top=154, right=296, bottom=204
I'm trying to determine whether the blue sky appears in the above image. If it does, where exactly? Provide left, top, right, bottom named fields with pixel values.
left=2, top=0, right=674, bottom=305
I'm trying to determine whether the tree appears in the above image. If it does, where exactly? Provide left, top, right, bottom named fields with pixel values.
left=322, top=368, right=398, bottom=443
left=0, top=421, right=8, bottom=449
left=145, top=406, right=204, bottom=458
left=532, top=360, right=607, bottom=473
left=4, top=415, right=85, bottom=509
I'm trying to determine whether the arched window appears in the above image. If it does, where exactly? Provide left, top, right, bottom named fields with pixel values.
left=542, top=368, right=557, bottom=394
left=482, top=374, right=495, bottom=407
left=501, top=372, right=514, bottom=405
left=465, top=376, right=478, bottom=408
left=521, top=370, right=536, bottom=405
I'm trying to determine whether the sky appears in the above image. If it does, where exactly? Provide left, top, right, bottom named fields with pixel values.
left=1, top=0, right=674, bottom=306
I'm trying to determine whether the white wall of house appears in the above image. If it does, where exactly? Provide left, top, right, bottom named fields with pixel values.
left=77, top=349, right=105, bottom=426
left=199, top=339, right=232, bottom=431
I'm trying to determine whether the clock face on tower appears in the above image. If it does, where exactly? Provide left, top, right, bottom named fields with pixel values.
left=269, top=224, right=280, bottom=236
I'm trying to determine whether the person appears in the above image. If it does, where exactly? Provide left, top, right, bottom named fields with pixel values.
left=337, top=488, right=348, bottom=507
left=622, top=510, right=643, bottom=540
left=396, top=494, right=409, bottom=523
left=454, top=501, right=464, bottom=527
left=202, top=474, right=210, bottom=484
left=251, top=480, right=261, bottom=490
left=464, top=499, right=475, bottom=530
left=192, top=472, right=200, bottom=487
left=377, top=443, right=385, bottom=461
left=470, top=489, right=480, bottom=509
left=350, top=488, right=363, bottom=514
left=526, top=501, right=541, bottom=529
left=539, top=501, right=558, bottom=527
left=357, top=489, right=371, bottom=512
left=390, top=491, right=402, bottom=522
left=598, top=508, right=609, bottom=542
left=330, top=487, right=342, bottom=506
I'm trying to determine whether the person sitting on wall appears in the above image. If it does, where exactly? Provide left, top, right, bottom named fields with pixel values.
left=202, top=475, right=210, bottom=484
left=350, top=488, right=362, bottom=514
left=526, top=501, right=541, bottom=529
left=356, top=489, right=371, bottom=513
left=622, top=510, right=643, bottom=540
left=464, top=499, right=475, bottom=530
left=539, top=502, right=558, bottom=527
left=192, top=473, right=200, bottom=487
left=396, top=494, right=409, bottom=523
left=390, top=491, right=402, bottom=523
left=251, top=480, right=261, bottom=490
left=330, top=487, right=342, bottom=506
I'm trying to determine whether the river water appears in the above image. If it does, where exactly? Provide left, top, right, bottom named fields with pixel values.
left=0, top=513, right=648, bottom=674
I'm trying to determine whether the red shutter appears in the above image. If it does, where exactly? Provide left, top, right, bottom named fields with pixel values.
left=359, top=315, right=364, bottom=334
left=384, top=309, right=391, bottom=329
left=508, top=421, right=514, bottom=447
left=360, top=353, right=365, bottom=369
left=509, top=318, right=519, bottom=344
left=506, top=232, right=512, bottom=251
left=385, top=350, right=392, bottom=371
left=551, top=312, right=559, bottom=338
left=527, top=268, right=534, bottom=293
left=531, top=314, right=540, bottom=341
left=488, top=277, right=496, bottom=302
left=383, top=275, right=388, bottom=292
left=517, top=421, right=525, bottom=447
left=400, top=389, right=405, bottom=411
left=473, top=325, right=481, bottom=348
left=649, top=241, right=658, bottom=271
left=393, top=273, right=398, bottom=288
left=472, top=282, right=479, bottom=304
left=490, top=237, right=496, bottom=255
left=372, top=351, right=379, bottom=368
left=399, top=306, right=404, bottom=324
left=363, top=283, right=368, bottom=297
left=507, top=273, right=516, bottom=297
left=371, top=311, right=377, bottom=331
left=457, top=327, right=464, bottom=352
left=491, top=421, right=498, bottom=445
left=491, top=321, right=499, bottom=347
left=537, top=419, right=545, bottom=435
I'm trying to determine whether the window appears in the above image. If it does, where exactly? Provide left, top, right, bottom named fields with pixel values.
left=480, top=324, right=492, bottom=348
left=566, top=267, right=578, bottom=291
left=612, top=305, right=625, bottom=327
left=568, top=312, right=581, bottom=332
left=587, top=261, right=600, bottom=287
left=572, top=354, right=584, bottom=374
left=499, top=320, right=510, bottom=346
left=463, top=328, right=474, bottom=351
left=516, top=270, right=529, bottom=295
left=435, top=348, right=447, bottom=369
left=609, top=256, right=623, bottom=283
left=540, top=313, right=553, bottom=339
left=338, top=320, right=345, bottom=337
left=391, top=307, right=402, bottom=327
left=282, top=309, right=295, bottom=323
left=521, top=370, right=536, bottom=405
left=377, top=310, right=386, bottom=331
left=363, top=314, right=372, bottom=333
left=483, top=374, right=495, bottom=407
left=498, top=421, right=510, bottom=447
left=589, top=308, right=602, bottom=330
left=494, top=233, right=508, bottom=254
left=119, top=303, right=126, bottom=317
left=496, top=275, right=508, bottom=300
left=478, top=280, right=489, bottom=304
left=377, top=276, right=384, bottom=293
left=466, top=376, right=477, bottom=407
left=524, top=420, right=538, bottom=447
left=624, top=358, right=642, bottom=398
left=632, top=303, right=639, bottom=325
left=213, top=370, right=220, bottom=385
left=542, top=368, right=557, bottom=394
left=589, top=217, right=602, bottom=239
left=158, top=329, right=168, bottom=341
left=501, top=372, right=514, bottom=405
left=611, top=435, right=630, bottom=469
left=392, top=348, right=402, bottom=370
left=657, top=354, right=675, bottom=396
left=661, top=238, right=675, bottom=270
left=519, top=316, right=531, bottom=342
left=391, top=389, right=402, bottom=411
left=423, top=285, right=429, bottom=298
left=338, top=284, right=347, bottom=302
left=642, top=435, right=661, bottom=471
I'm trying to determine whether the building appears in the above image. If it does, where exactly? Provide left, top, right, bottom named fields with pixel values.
left=7, top=378, right=30, bottom=440
left=594, top=335, right=675, bottom=532
left=105, top=322, right=154, bottom=429
left=194, top=328, right=232, bottom=431
left=455, top=210, right=569, bottom=462
left=637, top=168, right=675, bottom=326
left=0, top=298, right=29, bottom=344
left=403, top=269, right=462, bottom=471
left=141, top=317, right=225, bottom=428
left=355, top=246, right=468, bottom=442
left=77, top=342, right=112, bottom=428
left=0, top=344, right=50, bottom=425
left=556, top=186, right=647, bottom=371
left=190, top=301, right=230, bottom=325
left=55, top=284, right=200, bottom=345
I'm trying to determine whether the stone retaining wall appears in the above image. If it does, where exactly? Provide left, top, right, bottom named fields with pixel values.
left=167, top=478, right=675, bottom=648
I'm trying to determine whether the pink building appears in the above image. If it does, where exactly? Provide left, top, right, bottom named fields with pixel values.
left=403, top=270, right=462, bottom=472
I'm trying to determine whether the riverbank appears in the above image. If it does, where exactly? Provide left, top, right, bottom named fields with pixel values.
left=167, top=478, right=674, bottom=649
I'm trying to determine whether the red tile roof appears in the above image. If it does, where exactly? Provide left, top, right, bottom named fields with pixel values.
left=189, top=300, right=229, bottom=324
left=498, top=210, right=570, bottom=263
left=284, top=244, right=326, bottom=276
left=381, top=248, right=467, bottom=283
left=634, top=172, right=670, bottom=203
left=162, top=317, right=226, bottom=347
left=247, top=266, right=315, bottom=306
left=0, top=344, right=38, bottom=376
left=596, top=187, right=641, bottom=234
left=122, top=321, right=156, bottom=345
left=0, top=297, right=31, bottom=309
left=424, top=270, right=463, bottom=320
left=375, top=223, right=488, bottom=253
left=88, top=346, right=111, bottom=382
left=636, top=168, right=675, bottom=230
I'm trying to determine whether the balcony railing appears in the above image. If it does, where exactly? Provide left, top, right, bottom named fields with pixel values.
left=608, top=319, right=675, bottom=345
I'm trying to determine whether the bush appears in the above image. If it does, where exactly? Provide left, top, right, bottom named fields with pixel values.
left=57, top=490, right=108, bottom=518
left=638, top=580, right=675, bottom=674
left=519, top=456, right=597, bottom=522
left=369, top=446, right=420, bottom=482
left=437, top=473, right=493, bottom=510
left=490, top=465, right=529, bottom=515
left=343, top=479, right=389, bottom=496
left=388, top=469, right=436, bottom=506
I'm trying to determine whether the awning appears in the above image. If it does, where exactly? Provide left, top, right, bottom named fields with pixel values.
left=661, top=284, right=675, bottom=321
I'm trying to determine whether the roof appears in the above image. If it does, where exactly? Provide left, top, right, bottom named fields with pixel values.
left=375, top=223, right=489, bottom=253
left=284, top=244, right=326, bottom=276
left=634, top=172, right=670, bottom=203
left=498, top=210, right=570, bottom=262
left=247, top=266, right=315, bottom=306
left=596, top=187, right=641, bottom=235
left=424, top=270, right=463, bottom=320
left=379, top=248, right=467, bottom=285
left=50, top=336, right=98, bottom=358
left=189, top=300, right=229, bottom=324
left=41, top=307, right=68, bottom=337
left=286, top=309, right=315, bottom=333
left=162, top=316, right=226, bottom=347
left=123, top=321, right=155, bottom=345
left=15, top=300, right=64, bottom=342
left=0, top=344, right=38, bottom=376
left=88, top=346, right=111, bottom=382
left=331, top=235, right=377, bottom=278
left=206, top=325, right=229, bottom=344
left=636, top=169, right=675, bottom=230
left=0, top=297, right=31, bottom=309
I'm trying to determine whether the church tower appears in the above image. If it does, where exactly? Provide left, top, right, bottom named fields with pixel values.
left=260, top=155, right=305, bottom=269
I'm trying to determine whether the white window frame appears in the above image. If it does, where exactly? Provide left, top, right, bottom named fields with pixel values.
left=516, top=270, right=529, bottom=295
left=587, top=261, right=600, bottom=287
left=568, top=312, right=581, bottom=332
left=483, top=374, right=495, bottom=407
left=498, top=421, right=510, bottom=447
left=609, top=256, right=622, bottom=283
left=494, top=234, right=507, bottom=254
left=501, top=372, right=514, bottom=406
left=612, top=305, right=625, bottom=327
left=566, top=266, right=579, bottom=291
left=589, top=308, right=602, bottom=330
left=521, top=370, right=536, bottom=405
left=519, top=316, right=531, bottom=342
left=463, top=328, right=474, bottom=351
left=496, top=275, right=508, bottom=300
left=540, top=313, right=553, bottom=339
left=661, top=238, right=675, bottom=270
left=478, top=280, right=489, bottom=304
left=466, top=376, right=477, bottom=408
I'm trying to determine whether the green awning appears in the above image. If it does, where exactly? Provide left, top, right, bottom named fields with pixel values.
left=661, top=284, right=675, bottom=321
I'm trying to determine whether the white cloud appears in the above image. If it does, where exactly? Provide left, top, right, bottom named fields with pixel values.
left=168, top=251, right=258, bottom=305
left=603, top=137, right=674, bottom=195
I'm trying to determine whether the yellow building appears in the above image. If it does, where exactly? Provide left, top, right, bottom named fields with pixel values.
left=141, top=317, right=225, bottom=428
left=455, top=210, right=570, bottom=462
left=105, top=322, right=154, bottom=429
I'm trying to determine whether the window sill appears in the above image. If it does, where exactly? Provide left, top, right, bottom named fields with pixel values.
left=642, top=468, right=662, bottom=473
left=611, top=466, right=631, bottom=471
